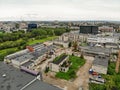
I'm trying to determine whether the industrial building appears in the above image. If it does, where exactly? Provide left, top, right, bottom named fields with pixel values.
left=79, top=46, right=111, bottom=56
left=23, top=79, right=62, bottom=90
left=4, top=49, right=31, bottom=67
left=92, top=55, right=109, bottom=74
left=80, top=26, right=98, bottom=34
left=0, top=62, right=62, bottom=90
left=4, top=43, right=56, bottom=75
left=87, top=35, right=119, bottom=53
left=49, top=54, right=71, bottom=72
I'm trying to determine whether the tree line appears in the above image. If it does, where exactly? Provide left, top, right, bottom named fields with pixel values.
left=0, top=27, right=70, bottom=61
left=0, top=27, right=70, bottom=43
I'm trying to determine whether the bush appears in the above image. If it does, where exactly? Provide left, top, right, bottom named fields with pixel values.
left=89, top=83, right=106, bottom=90
left=107, top=62, right=116, bottom=75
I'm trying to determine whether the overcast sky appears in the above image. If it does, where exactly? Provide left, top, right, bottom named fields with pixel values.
left=0, top=0, right=120, bottom=21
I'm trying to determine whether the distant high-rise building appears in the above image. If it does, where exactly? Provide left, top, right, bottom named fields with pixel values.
left=28, top=24, right=37, bottom=30
left=80, top=26, right=98, bottom=34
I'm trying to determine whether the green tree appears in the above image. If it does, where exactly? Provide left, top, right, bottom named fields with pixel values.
left=73, top=41, right=78, bottom=50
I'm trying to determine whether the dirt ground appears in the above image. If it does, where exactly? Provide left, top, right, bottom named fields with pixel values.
left=42, top=56, right=94, bottom=90
left=73, top=56, right=94, bottom=90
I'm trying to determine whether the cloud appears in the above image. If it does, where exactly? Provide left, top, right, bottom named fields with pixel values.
left=0, top=0, right=120, bottom=21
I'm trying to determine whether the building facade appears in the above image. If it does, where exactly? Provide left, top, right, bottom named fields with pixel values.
left=80, top=26, right=98, bottom=34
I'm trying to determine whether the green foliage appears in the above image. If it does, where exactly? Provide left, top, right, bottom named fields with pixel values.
left=27, top=36, right=57, bottom=45
left=0, top=27, right=68, bottom=43
left=0, top=39, right=26, bottom=50
left=0, top=48, right=19, bottom=61
left=69, top=55, right=85, bottom=70
left=56, top=55, right=85, bottom=80
left=53, top=53, right=66, bottom=63
left=73, top=41, right=78, bottom=50
left=0, top=27, right=70, bottom=61
left=54, top=28, right=66, bottom=36
left=56, top=70, right=76, bottom=80
left=15, top=23, right=20, bottom=29
left=107, top=62, right=116, bottom=75
left=89, top=83, right=106, bottom=90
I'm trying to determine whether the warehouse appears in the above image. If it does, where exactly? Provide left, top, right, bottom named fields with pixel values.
left=0, top=62, right=62, bottom=90
left=80, top=46, right=111, bottom=56
left=92, top=55, right=109, bottom=74
left=24, top=79, right=62, bottom=90
left=4, top=43, right=56, bottom=68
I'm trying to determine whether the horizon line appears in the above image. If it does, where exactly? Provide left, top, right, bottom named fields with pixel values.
left=0, top=20, right=120, bottom=22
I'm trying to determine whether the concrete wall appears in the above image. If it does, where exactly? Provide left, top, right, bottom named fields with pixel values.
left=53, top=41, right=69, bottom=48
left=11, top=60, right=21, bottom=68
left=49, top=63, right=59, bottom=72
left=60, top=67, right=69, bottom=72
left=49, top=56, right=69, bottom=72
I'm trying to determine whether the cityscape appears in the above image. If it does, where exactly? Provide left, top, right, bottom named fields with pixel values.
left=0, top=0, right=120, bottom=90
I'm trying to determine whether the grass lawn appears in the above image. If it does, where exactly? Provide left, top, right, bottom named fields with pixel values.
left=0, top=48, right=18, bottom=53
left=27, top=36, right=58, bottom=45
left=56, top=55, right=86, bottom=80
left=0, top=31, right=4, bottom=34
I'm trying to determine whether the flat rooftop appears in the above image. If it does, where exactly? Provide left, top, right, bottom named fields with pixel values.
left=24, top=79, right=62, bottom=90
left=5, top=44, right=56, bottom=63
left=5, top=49, right=29, bottom=60
left=93, top=55, right=109, bottom=67
left=53, top=55, right=68, bottom=65
left=12, top=53, right=34, bottom=63
left=32, top=45, right=56, bottom=59
left=80, top=46, right=111, bottom=55
left=21, top=61, right=33, bottom=67
left=0, top=62, right=62, bottom=90
left=0, top=62, right=35, bottom=90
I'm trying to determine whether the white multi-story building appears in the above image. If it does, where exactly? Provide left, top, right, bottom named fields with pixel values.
left=87, top=36, right=118, bottom=43
left=58, top=31, right=89, bottom=43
